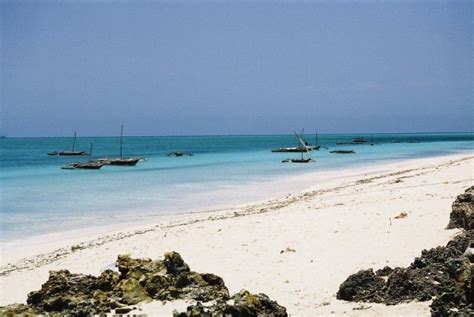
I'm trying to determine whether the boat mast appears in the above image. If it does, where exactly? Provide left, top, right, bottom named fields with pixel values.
left=315, top=131, right=318, bottom=146
left=72, top=131, right=77, bottom=151
left=89, top=143, right=93, bottom=162
left=120, top=124, right=123, bottom=158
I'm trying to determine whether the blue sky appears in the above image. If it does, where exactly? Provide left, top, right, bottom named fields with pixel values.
left=1, top=0, right=472, bottom=136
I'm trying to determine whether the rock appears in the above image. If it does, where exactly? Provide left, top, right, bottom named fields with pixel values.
left=97, top=269, right=120, bottom=291
left=175, top=271, right=229, bottom=302
left=338, top=186, right=474, bottom=314
left=0, top=303, right=40, bottom=316
left=115, top=306, right=133, bottom=314
left=163, top=251, right=191, bottom=275
left=174, top=289, right=288, bottom=317
left=339, top=230, right=473, bottom=301
left=375, top=266, right=393, bottom=276
left=173, top=302, right=210, bottom=317
left=447, top=186, right=474, bottom=230
left=25, top=269, right=112, bottom=315
left=1, top=251, right=239, bottom=316
left=463, top=240, right=474, bottom=263
left=118, top=278, right=151, bottom=305
left=336, top=269, right=384, bottom=302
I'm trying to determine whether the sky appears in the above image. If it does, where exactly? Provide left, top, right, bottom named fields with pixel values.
left=1, top=0, right=472, bottom=137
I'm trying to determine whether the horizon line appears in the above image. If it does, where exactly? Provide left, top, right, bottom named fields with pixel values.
left=2, top=131, right=473, bottom=139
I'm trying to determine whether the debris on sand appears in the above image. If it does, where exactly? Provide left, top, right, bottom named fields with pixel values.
left=394, top=211, right=408, bottom=219
left=280, top=247, right=296, bottom=254
left=0, top=252, right=286, bottom=316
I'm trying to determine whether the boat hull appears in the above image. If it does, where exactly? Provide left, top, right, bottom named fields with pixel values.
left=61, top=161, right=104, bottom=170
left=58, top=151, right=87, bottom=156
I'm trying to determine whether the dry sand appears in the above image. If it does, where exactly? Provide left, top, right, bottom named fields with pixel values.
left=1, top=153, right=473, bottom=316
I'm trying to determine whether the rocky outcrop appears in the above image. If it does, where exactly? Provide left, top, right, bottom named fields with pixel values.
left=0, top=252, right=286, bottom=317
left=337, top=230, right=473, bottom=315
left=337, top=186, right=474, bottom=317
left=336, top=269, right=385, bottom=302
left=173, top=289, right=288, bottom=317
left=447, top=186, right=474, bottom=230
left=0, top=252, right=233, bottom=316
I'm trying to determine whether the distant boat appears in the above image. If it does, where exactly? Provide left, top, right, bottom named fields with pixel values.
left=272, top=146, right=314, bottom=153
left=98, top=125, right=143, bottom=166
left=281, top=130, right=315, bottom=163
left=282, top=158, right=314, bottom=163
left=62, top=144, right=104, bottom=170
left=330, top=150, right=355, bottom=154
left=353, top=137, right=368, bottom=144
left=48, top=132, right=87, bottom=156
left=272, top=129, right=318, bottom=152
left=167, top=151, right=194, bottom=157
left=336, top=136, right=370, bottom=145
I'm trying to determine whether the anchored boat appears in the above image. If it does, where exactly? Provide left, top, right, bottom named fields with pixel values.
left=62, top=144, right=104, bottom=170
left=281, top=130, right=315, bottom=163
left=167, top=151, right=194, bottom=157
left=98, top=125, right=143, bottom=166
left=330, top=150, right=355, bottom=154
left=48, top=132, right=88, bottom=156
left=272, top=129, right=319, bottom=152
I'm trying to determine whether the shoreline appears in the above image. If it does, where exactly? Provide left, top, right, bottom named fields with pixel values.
left=1, top=151, right=471, bottom=251
left=1, top=152, right=473, bottom=315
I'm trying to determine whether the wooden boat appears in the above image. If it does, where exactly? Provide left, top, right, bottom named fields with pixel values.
left=336, top=136, right=374, bottom=146
left=62, top=144, right=104, bottom=170
left=98, top=125, right=143, bottom=166
left=61, top=161, right=104, bottom=170
left=353, top=137, right=368, bottom=144
left=272, top=146, right=314, bottom=153
left=167, top=151, right=194, bottom=157
left=282, top=158, right=314, bottom=163
left=281, top=130, right=315, bottom=164
left=272, top=129, right=319, bottom=152
left=48, top=132, right=88, bottom=156
left=330, top=150, right=355, bottom=154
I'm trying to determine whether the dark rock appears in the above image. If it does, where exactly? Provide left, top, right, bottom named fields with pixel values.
left=338, top=230, right=473, bottom=307
left=115, top=306, right=133, bottom=314
left=336, top=269, right=384, bottom=302
left=0, top=303, right=41, bottom=316
left=174, top=289, right=288, bottom=317
left=1, top=252, right=239, bottom=316
left=163, top=251, right=191, bottom=275
left=97, top=269, right=120, bottom=291
left=175, top=271, right=229, bottom=302
left=375, top=266, right=393, bottom=277
left=336, top=186, right=474, bottom=317
left=25, top=269, right=110, bottom=315
left=118, top=278, right=151, bottom=305
left=447, top=186, right=474, bottom=230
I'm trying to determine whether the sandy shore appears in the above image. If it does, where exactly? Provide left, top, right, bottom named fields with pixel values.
left=1, top=153, right=473, bottom=316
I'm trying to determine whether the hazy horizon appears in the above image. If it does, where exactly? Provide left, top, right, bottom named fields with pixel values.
left=2, top=0, right=472, bottom=137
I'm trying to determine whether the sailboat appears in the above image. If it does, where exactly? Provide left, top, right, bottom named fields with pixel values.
left=272, top=129, right=317, bottom=152
left=99, top=125, right=142, bottom=166
left=282, top=130, right=315, bottom=163
left=62, top=144, right=104, bottom=170
left=47, top=132, right=88, bottom=156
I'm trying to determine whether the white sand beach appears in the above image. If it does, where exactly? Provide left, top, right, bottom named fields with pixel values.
left=1, top=153, right=473, bottom=316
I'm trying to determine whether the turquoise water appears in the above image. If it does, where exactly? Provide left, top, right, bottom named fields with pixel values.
left=1, top=133, right=473, bottom=242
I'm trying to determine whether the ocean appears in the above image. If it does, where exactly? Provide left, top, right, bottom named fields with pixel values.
left=1, top=132, right=473, bottom=243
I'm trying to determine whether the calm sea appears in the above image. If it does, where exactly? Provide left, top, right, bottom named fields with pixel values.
left=1, top=132, right=473, bottom=243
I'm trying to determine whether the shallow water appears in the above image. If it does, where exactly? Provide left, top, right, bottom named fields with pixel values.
left=1, top=132, right=473, bottom=242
